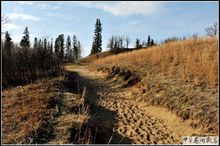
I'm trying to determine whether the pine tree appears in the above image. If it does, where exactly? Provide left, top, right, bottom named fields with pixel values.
left=150, top=39, right=154, bottom=46
left=33, top=37, right=38, bottom=50
left=50, top=38, right=53, bottom=52
left=136, top=38, right=141, bottom=49
left=54, top=34, right=64, bottom=64
left=4, top=31, right=13, bottom=57
left=147, top=35, right=151, bottom=47
left=76, top=41, right=81, bottom=61
left=91, top=19, right=102, bottom=54
left=73, top=35, right=78, bottom=62
left=59, top=34, right=64, bottom=62
left=55, top=37, right=59, bottom=55
left=3, top=31, right=13, bottom=84
left=20, top=27, right=30, bottom=48
left=66, top=35, right=71, bottom=60
left=44, top=38, right=47, bottom=50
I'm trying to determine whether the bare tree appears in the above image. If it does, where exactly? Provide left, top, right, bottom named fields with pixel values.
left=1, top=14, right=10, bottom=27
left=205, top=22, right=218, bottom=37
left=118, top=35, right=124, bottom=49
left=125, top=36, right=130, bottom=48
left=1, top=14, right=10, bottom=35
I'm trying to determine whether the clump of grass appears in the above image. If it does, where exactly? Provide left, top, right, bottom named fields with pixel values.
left=93, top=37, right=218, bottom=86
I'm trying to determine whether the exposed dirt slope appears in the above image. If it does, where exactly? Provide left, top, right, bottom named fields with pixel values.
left=65, top=65, right=204, bottom=144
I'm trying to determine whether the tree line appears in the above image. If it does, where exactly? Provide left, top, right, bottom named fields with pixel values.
left=2, top=18, right=218, bottom=88
left=2, top=27, right=82, bottom=88
left=106, top=35, right=155, bottom=54
left=90, top=19, right=156, bottom=55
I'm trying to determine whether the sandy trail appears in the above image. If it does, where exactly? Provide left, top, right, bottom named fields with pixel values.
left=65, top=65, right=201, bottom=144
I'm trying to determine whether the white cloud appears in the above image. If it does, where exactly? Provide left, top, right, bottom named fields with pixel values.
left=70, top=1, right=163, bottom=16
left=37, top=4, right=61, bottom=10
left=17, top=1, right=35, bottom=5
left=2, top=23, right=22, bottom=30
left=8, top=13, right=40, bottom=21
left=17, top=1, right=61, bottom=11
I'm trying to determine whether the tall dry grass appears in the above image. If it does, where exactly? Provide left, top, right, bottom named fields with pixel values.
left=2, top=78, right=61, bottom=144
left=93, top=37, right=218, bottom=86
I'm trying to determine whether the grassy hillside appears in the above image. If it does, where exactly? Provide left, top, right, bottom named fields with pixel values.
left=80, top=48, right=135, bottom=64
left=93, top=37, right=218, bottom=86
left=80, top=51, right=113, bottom=64
left=91, top=37, right=218, bottom=134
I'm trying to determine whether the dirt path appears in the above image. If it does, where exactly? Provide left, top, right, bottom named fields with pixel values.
left=64, top=65, right=201, bottom=144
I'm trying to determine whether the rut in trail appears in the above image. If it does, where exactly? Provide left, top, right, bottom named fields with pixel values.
left=65, top=65, right=201, bottom=144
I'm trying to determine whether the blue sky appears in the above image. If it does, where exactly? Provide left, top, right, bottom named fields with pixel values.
left=2, top=1, right=219, bottom=57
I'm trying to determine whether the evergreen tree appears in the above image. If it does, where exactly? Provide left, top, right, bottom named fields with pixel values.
left=54, top=34, right=64, bottom=64
left=91, top=18, right=102, bottom=54
left=59, top=34, right=64, bottom=61
left=150, top=39, right=154, bottom=46
left=50, top=38, right=53, bottom=52
left=20, top=26, right=30, bottom=48
left=3, top=31, right=13, bottom=84
left=66, top=35, right=71, bottom=60
left=55, top=37, right=59, bottom=55
left=43, top=38, right=47, bottom=50
left=136, top=38, right=141, bottom=49
left=76, top=41, right=81, bottom=61
left=147, top=35, right=151, bottom=47
left=73, top=35, right=78, bottom=62
left=4, top=31, right=13, bottom=57
left=33, top=37, right=38, bottom=50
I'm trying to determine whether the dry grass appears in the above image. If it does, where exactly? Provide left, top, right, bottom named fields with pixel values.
left=93, top=37, right=218, bottom=86
left=91, top=37, right=218, bottom=134
left=80, top=51, right=113, bottom=64
left=2, top=77, right=61, bottom=144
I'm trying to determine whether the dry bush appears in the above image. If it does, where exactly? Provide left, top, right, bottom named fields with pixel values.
left=93, top=37, right=218, bottom=86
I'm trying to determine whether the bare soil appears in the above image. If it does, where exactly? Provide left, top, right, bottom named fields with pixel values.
left=64, top=64, right=207, bottom=144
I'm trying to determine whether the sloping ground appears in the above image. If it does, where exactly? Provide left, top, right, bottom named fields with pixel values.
left=65, top=65, right=206, bottom=144
left=2, top=75, right=95, bottom=144
left=2, top=62, right=217, bottom=144
left=80, top=49, right=135, bottom=64
left=80, top=51, right=113, bottom=64
left=91, top=37, right=218, bottom=135
left=2, top=78, right=61, bottom=143
left=95, top=64, right=218, bottom=135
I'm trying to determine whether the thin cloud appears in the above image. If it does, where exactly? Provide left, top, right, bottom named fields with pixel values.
left=37, top=4, right=61, bottom=10
left=70, top=1, right=163, bottom=16
left=17, top=1, right=35, bottom=5
left=3, top=23, right=22, bottom=30
left=8, top=13, right=40, bottom=21
left=17, top=1, right=61, bottom=11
